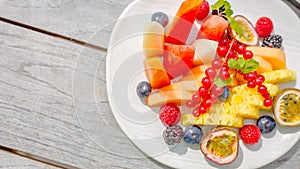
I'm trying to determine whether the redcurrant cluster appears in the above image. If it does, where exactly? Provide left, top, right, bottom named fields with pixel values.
left=218, top=38, right=272, bottom=107
left=217, top=38, right=253, bottom=61
left=186, top=59, right=230, bottom=117
left=186, top=38, right=272, bottom=117
left=243, top=72, right=273, bottom=107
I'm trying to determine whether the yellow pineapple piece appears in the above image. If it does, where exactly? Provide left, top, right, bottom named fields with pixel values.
left=230, top=83, right=280, bottom=109
left=181, top=112, right=244, bottom=128
left=262, top=69, right=296, bottom=84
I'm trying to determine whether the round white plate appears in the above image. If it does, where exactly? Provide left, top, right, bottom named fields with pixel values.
left=106, top=0, right=300, bottom=168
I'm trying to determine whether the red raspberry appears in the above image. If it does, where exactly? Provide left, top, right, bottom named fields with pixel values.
left=159, top=104, right=181, bottom=126
left=239, top=125, right=261, bottom=145
left=196, top=1, right=210, bottom=20
left=255, top=17, right=274, bottom=38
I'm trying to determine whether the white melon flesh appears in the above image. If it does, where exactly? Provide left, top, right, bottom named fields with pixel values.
left=191, top=39, right=218, bottom=66
left=143, top=21, right=165, bottom=57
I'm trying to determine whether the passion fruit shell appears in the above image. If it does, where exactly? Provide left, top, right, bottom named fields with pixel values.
left=273, top=88, right=300, bottom=127
left=229, top=15, right=258, bottom=46
left=200, top=127, right=238, bottom=165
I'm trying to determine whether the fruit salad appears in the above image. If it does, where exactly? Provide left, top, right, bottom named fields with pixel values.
left=137, top=0, right=299, bottom=165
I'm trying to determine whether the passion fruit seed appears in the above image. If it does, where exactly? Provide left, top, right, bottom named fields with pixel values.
left=206, top=134, right=236, bottom=158
left=274, top=88, right=300, bottom=126
left=279, top=93, right=300, bottom=123
left=231, top=15, right=258, bottom=46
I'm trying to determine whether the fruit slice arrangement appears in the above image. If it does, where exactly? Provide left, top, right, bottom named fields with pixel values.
left=137, top=0, right=299, bottom=165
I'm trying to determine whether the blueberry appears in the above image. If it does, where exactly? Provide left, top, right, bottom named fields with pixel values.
left=219, top=86, right=230, bottom=101
left=151, top=12, right=169, bottom=27
left=136, top=81, right=151, bottom=98
left=256, top=115, right=276, bottom=133
left=183, top=125, right=203, bottom=144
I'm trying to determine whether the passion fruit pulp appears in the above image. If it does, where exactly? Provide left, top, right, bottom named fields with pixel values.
left=273, top=88, right=300, bottom=126
left=229, top=15, right=258, bottom=46
left=200, top=127, right=238, bottom=165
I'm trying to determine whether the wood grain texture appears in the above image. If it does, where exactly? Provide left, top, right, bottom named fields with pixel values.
left=0, top=150, right=57, bottom=169
left=0, top=21, right=168, bottom=169
left=0, top=0, right=134, bottom=48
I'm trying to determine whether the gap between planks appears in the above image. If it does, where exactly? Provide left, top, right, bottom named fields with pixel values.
left=0, top=16, right=107, bottom=52
left=0, top=145, right=78, bottom=169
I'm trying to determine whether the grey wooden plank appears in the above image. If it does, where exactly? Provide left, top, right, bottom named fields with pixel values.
left=0, top=150, right=58, bottom=169
left=0, top=0, right=134, bottom=48
left=0, top=21, right=168, bottom=169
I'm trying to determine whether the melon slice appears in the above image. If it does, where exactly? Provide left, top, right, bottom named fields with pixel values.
left=247, top=46, right=286, bottom=70
left=143, top=21, right=165, bottom=57
left=146, top=90, right=193, bottom=107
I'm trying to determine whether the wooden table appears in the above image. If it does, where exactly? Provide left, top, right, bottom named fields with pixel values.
left=0, top=0, right=298, bottom=168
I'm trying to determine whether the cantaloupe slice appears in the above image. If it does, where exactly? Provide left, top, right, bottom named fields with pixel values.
left=253, top=55, right=273, bottom=74
left=143, top=21, right=165, bottom=57
left=181, top=64, right=207, bottom=81
left=146, top=90, right=193, bottom=107
left=247, top=46, right=286, bottom=70
left=159, top=80, right=200, bottom=92
left=144, top=57, right=170, bottom=89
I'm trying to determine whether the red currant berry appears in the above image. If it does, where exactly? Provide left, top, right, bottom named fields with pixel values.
left=247, top=72, right=257, bottom=81
left=247, top=81, right=256, bottom=88
left=210, top=94, right=218, bottom=102
left=243, top=50, right=253, bottom=59
left=217, top=46, right=229, bottom=57
left=192, top=93, right=200, bottom=103
left=205, top=67, right=217, bottom=80
left=198, top=86, right=208, bottom=97
left=257, top=75, right=265, bottom=82
left=186, top=100, right=195, bottom=108
left=219, top=70, right=231, bottom=80
left=227, top=40, right=238, bottom=50
left=262, top=92, right=270, bottom=98
left=198, top=104, right=207, bottom=114
left=212, top=59, right=222, bottom=69
left=192, top=108, right=200, bottom=117
left=227, top=50, right=236, bottom=58
left=258, top=85, right=267, bottom=94
left=236, top=44, right=246, bottom=54
left=264, top=98, right=273, bottom=107
left=202, top=77, right=211, bottom=89
left=222, top=66, right=229, bottom=72
left=255, top=78, right=263, bottom=86
left=212, top=85, right=224, bottom=96
left=219, top=37, right=228, bottom=46
left=203, top=98, right=213, bottom=108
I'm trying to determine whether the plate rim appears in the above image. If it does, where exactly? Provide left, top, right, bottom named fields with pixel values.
left=106, top=0, right=300, bottom=168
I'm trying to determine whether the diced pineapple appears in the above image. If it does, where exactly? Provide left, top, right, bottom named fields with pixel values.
left=182, top=113, right=244, bottom=128
left=262, top=69, right=296, bottom=84
left=230, top=83, right=280, bottom=109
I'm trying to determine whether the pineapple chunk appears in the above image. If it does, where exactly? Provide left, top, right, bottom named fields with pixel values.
left=182, top=112, right=244, bottom=128
left=230, top=83, right=280, bottom=109
left=262, top=69, right=296, bottom=84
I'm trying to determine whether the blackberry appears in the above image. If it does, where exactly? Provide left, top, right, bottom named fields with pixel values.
left=262, top=34, right=283, bottom=48
left=163, top=125, right=183, bottom=145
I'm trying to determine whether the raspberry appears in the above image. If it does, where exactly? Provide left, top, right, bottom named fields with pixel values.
left=255, top=17, right=274, bottom=38
left=239, top=125, right=261, bottom=145
left=196, top=1, right=210, bottom=20
left=159, top=104, right=181, bottom=126
left=163, top=125, right=183, bottom=145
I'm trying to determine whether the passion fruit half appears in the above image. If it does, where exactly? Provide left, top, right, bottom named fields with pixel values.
left=200, top=127, right=238, bottom=165
left=229, top=15, right=258, bottom=46
left=273, top=88, right=300, bottom=126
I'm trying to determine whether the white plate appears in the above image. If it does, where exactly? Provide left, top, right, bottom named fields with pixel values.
left=106, top=0, right=300, bottom=168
